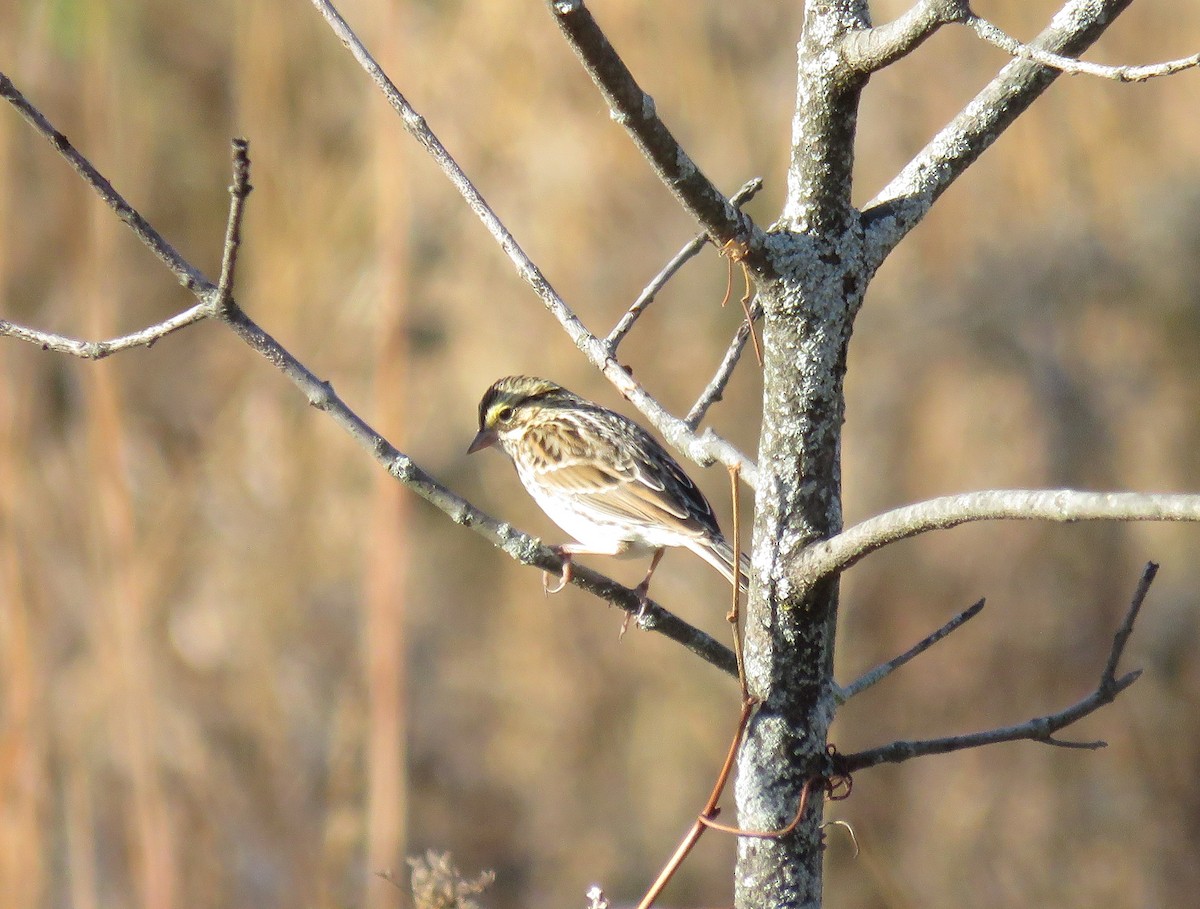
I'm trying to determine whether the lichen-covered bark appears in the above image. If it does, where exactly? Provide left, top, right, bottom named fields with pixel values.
left=734, top=1, right=1141, bottom=906
left=782, top=2, right=870, bottom=234
left=735, top=3, right=870, bottom=908
left=736, top=228, right=867, bottom=909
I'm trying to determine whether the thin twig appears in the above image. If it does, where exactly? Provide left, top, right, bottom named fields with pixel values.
left=719, top=254, right=735, bottom=311
left=837, top=598, right=986, bottom=702
left=1102, top=561, right=1157, bottom=683
left=635, top=699, right=754, bottom=909
left=728, top=465, right=747, bottom=697
left=862, top=0, right=1140, bottom=267
left=0, top=132, right=256, bottom=358
left=964, top=13, right=1200, bottom=82
left=634, top=813, right=705, bottom=909
left=307, top=0, right=758, bottom=488
left=835, top=564, right=1155, bottom=773
left=794, top=489, right=1200, bottom=588
left=547, top=0, right=767, bottom=271
left=685, top=299, right=763, bottom=429
left=606, top=178, right=763, bottom=351
left=0, top=71, right=209, bottom=294
left=215, top=138, right=252, bottom=313
left=0, top=70, right=217, bottom=357
left=0, top=307, right=212, bottom=359
left=635, top=707, right=828, bottom=909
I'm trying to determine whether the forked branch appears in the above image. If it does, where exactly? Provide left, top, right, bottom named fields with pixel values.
left=836, top=562, right=1156, bottom=774
left=0, top=73, right=738, bottom=680
left=0, top=72, right=208, bottom=294
left=546, top=0, right=767, bottom=270
left=0, top=71, right=223, bottom=356
left=308, top=0, right=758, bottom=487
left=843, top=1, right=1197, bottom=82
left=964, top=12, right=1199, bottom=82
left=607, top=178, right=763, bottom=352
left=863, top=0, right=1139, bottom=264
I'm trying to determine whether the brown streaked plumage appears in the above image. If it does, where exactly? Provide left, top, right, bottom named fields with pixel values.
left=468, top=375, right=748, bottom=600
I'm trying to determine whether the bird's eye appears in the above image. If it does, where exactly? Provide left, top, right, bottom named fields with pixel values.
left=495, top=406, right=514, bottom=423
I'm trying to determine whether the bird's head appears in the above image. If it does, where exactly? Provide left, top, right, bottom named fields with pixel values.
left=467, top=375, right=578, bottom=454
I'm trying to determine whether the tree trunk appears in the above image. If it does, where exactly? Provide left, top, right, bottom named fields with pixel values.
left=735, top=3, right=870, bottom=908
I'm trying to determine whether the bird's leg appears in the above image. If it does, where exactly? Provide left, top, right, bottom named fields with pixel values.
left=543, top=547, right=575, bottom=596
left=544, top=540, right=634, bottom=596
left=620, top=549, right=665, bottom=636
left=634, top=548, right=665, bottom=603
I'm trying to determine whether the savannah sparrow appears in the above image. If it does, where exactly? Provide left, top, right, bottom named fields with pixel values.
left=467, top=375, right=748, bottom=600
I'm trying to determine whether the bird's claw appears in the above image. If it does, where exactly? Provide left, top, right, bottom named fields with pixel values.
left=542, top=553, right=573, bottom=596
left=618, top=586, right=652, bottom=639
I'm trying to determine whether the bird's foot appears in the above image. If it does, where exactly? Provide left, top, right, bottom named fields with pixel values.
left=618, top=582, right=653, bottom=639
left=542, top=551, right=574, bottom=596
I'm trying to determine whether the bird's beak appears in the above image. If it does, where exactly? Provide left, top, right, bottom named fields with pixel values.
left=467, top=428, right=499, bottom=454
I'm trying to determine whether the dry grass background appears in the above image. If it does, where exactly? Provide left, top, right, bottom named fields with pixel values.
left=1, top=1, right=1199, bottom=908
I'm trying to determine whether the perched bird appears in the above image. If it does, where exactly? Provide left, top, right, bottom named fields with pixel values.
left=467, top=375, right=748, bottom=600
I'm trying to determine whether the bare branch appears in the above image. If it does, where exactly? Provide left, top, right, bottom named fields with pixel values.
left=727, top=464, right=748, bottom=697
left=222, top=302, right=739, bottom=676
left=606, top=178, right=763, bottom=351
left=1102, top=561, right=1157, bottom=681
left=836, top=564, right=1155, bottom=773
left=862, top=0, right=1136, bottom=265
left=0, top=131, right=258, bottom=358
left=308, top=0, right=758, bottom=487
left=794, top=489, right=1200, bottom=586
left=840, top=0, right=968, bottom=73
left=0, top=134, right=256, bottom=359
left=837, top=598, right=985, bottom=702
left=845, top=0, right=1188, bottom=83
left=606, top=242, right=704, bottom=352
left=0, top=71, right=210, bottom=295
left=1, top=69, right=739, bottom=680
left=216, top=138, right=252, bottom=312
left=684, top=299, right=762, bottom=429
left=965, top=12, right=1200, bottom=82
left=0, top=306, right=211, bottom=359
left=612, top=369, right=756, bottom=486
left=546, top=0, right=767, bottom=270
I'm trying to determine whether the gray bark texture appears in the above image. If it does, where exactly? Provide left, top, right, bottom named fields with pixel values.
left=735, top=4, right=869, bottom=905
left=733, top=2, right=1138, bottom=907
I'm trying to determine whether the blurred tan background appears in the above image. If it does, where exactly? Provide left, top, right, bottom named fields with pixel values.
left=1, top=2, right=1199, bottom=908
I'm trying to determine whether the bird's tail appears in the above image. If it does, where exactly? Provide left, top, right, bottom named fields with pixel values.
left=690, top=535, right=751, bottom=592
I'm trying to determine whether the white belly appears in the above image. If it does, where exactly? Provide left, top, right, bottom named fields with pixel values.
left=520, top=475, right=667, bottom=558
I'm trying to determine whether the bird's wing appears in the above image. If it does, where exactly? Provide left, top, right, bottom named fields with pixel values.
left=531, top=415, right=721, bottom=539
